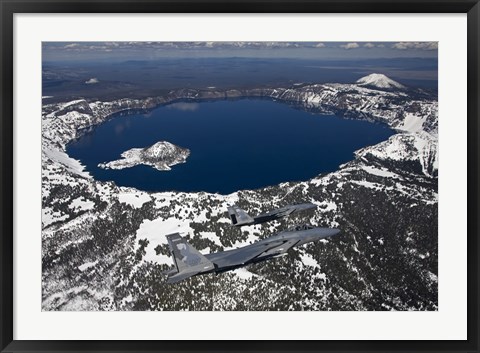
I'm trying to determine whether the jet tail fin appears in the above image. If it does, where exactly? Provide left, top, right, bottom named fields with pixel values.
left=165, top=233, right=215, bottom=283
left=227, top=205, right=254, bottom=227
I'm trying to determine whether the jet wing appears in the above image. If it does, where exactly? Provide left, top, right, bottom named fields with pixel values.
left=260, top=207, right=288, bottom=217
left=167, top=270, right=203, bottom=284
left=220, top=240, right=288, bottom=266
left=260, top=203, right=316, bottom=218
left=261, top=239, right=299, bottom=257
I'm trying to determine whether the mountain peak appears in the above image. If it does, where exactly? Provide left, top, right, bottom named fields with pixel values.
left=143, top=141, right=188, bottom=160
left=356, top=73, right=405, bottom=89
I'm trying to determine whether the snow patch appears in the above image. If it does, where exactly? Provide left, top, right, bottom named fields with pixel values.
left=397, top=113, right=426, bottom=133
left=232, top=268, right=256, bottom=280
left=118, top=189, right=151, bottom=208
left=42, top=208, right=69, bottom=227
left=43, top=147, right=90, bottom=178
left=78, top=260, right=98, bottom=272
left=361, top=165, right=398, bottom=178
left=200, top=231, right=223, bottom=246
left=135, top=217, right=194, bottom=265
left=68, top=197, right=95, bottom=212
left=300, top=253, right=319, bottom=267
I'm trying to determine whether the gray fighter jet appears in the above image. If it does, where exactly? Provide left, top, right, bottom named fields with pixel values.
left=227, top=203, right=317, bottom=227
left=163, top=224, right=339, bottom=284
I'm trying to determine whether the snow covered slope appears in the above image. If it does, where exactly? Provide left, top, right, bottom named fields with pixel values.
left=41, top=76, right=438, bottom=311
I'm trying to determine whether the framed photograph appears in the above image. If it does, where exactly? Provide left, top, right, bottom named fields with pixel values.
left=1, top=0, right=478, bottom=352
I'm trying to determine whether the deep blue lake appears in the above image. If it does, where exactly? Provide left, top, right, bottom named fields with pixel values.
left=67, top=99, right=394, bottom=194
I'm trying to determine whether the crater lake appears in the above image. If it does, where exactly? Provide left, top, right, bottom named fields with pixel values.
left=66, top=99, right=395, bottom=194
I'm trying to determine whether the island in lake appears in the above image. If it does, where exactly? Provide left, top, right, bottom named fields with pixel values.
left=98, top=141, right=190, bottom=171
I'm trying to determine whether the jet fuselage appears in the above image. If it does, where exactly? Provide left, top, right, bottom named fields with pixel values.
left=164, top=225, right=339, bottom=283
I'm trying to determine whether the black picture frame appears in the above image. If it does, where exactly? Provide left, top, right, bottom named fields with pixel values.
left=1, top=1, right=478, bottom=352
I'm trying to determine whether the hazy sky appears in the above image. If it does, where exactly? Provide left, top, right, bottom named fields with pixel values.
left=43, top=41, right=438, bottom=62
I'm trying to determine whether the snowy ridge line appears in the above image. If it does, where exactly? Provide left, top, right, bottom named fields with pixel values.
left=42, top=76, right=437, bottom=179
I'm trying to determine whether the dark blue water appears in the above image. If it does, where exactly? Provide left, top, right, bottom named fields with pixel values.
left=67, top=100, right=394, bottom=194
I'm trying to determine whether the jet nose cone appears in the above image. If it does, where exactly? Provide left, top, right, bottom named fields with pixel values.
left=326, top=228, right=340, bottom=237
left=329, top=228, right=341, bottom=236
left=317, top=227, right=340, bottom=238
left=300, top=203, right=317, bottom=210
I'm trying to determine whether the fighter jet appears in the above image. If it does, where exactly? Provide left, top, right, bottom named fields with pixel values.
left=227, top=203, right=317, bottom=227
left=163, top=224, right=340, bottom=284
